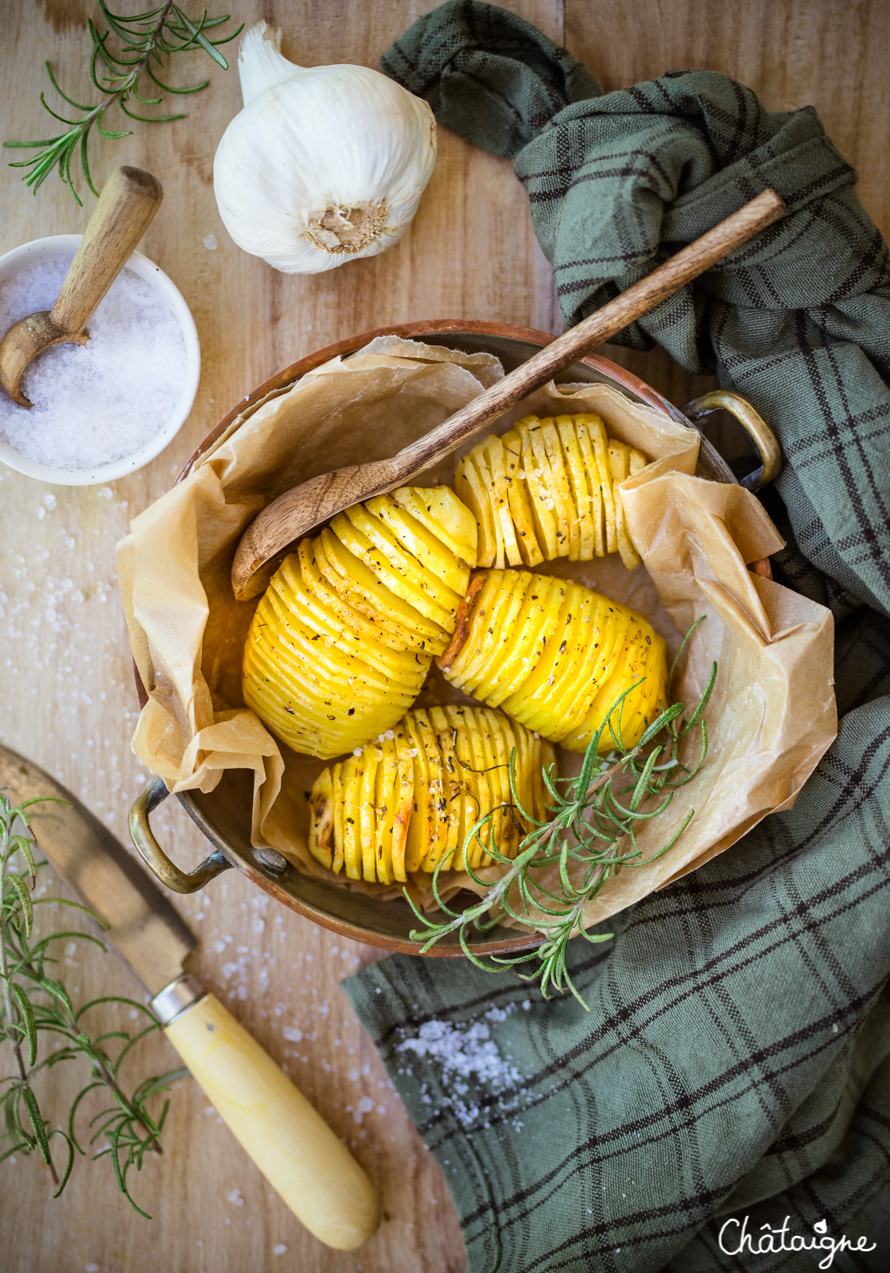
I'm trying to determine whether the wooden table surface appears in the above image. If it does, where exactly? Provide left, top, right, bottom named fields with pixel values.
left=1, top=2, right=887, bottom=1270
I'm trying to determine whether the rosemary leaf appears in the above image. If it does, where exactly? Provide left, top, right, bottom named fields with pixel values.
left=4, top=1, right=242, bottom=203
left=0, top=793, right=184, bottom=1213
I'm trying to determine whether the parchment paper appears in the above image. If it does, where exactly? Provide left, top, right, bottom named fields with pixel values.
left=116, top=337, right=837, bottom=928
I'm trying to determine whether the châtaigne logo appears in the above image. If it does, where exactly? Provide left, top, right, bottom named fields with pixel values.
left=718, top=1215, right=877, bottom=1268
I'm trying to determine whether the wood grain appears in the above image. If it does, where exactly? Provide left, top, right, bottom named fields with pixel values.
left=0, top=4, right=886, bottom=1272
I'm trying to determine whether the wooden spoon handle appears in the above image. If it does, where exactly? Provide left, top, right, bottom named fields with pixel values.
left=50, top=166, right=163, bottom=335
left=232, top=188, right=785, bottom=600
left=391, top=188, right=785, bottom=474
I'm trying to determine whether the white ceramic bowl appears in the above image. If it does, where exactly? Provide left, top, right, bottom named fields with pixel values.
left=0, top=234, right=201, bottom=486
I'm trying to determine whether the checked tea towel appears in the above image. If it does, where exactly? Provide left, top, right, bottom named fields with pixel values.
left=343, top=5, right=890, bottom=1271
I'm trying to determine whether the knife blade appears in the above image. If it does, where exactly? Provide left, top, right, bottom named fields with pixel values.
left=0, top=743, right=379, bottom=1251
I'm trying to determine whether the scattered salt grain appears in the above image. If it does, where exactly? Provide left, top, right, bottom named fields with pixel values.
left=227, top=1188, right=244, bottom=1207
left=203, top=233, right=218, bottom=251
left=0, top=256, right=187, bottom=469
left=273, top=1245, right=287, bottom=1256
left=395, top=1002, right=532, bottom=1128
left=282, top=1026, right=303, bottom=1043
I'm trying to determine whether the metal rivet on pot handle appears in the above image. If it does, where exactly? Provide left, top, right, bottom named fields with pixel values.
left=129, top=776, right=232, bottom=894
left=683, top=390, right=782, bottom=492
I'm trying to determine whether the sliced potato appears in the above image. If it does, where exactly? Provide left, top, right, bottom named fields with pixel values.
left=482, top=435, right=524, bottom=567
left=339, top=756, right=364, bottom=881
left=439, top=569, right=667, bottom=754
left=403, top=711, right=437, bottom=872
left=330, top=513, right=456, bottom=631
left=455, top=451, right=499, bottom=567
left=556, top=415, right=594, bottom=561
left=391, top=485, right=478, bottom=567
left=539, top=419, right=574, bottom=559
left=367, top=494, right=470, bottom=595
left=308, top=708, right=554, bottom=881
left=373, top=737, right=399, bottom=886
left=502, top=429, right=545, bottom=567
left=359, top=749, right=379, bottom=883
left=307, top=767, right=333, bottom=870
left=520, top=417, right=562, bottom=560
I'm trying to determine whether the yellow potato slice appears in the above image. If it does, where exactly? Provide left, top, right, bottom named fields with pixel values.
left=260, top=584, right=417, bottom=704
left=342, top=503, right=462, bottom=617
left=586, top=414, right=618, bottom=554
left=339, top=756, right=364, bottom=880
left=483, top=710, right=522, bottom=866
left=469, top=712, right=503, bottom=869
left=556, top=417, right=595, bottom=561
left=501, top=429, right=545, bottom=567
left=519, top=417, right=562, bottom=560
left=426, top=706, right=472, bottom=871
left=519, top=582, right=596, bottom=740
left=307, top=767, right=333, bottom=870
left=607, top=441, right=642, bottom=571
left=309, top=709, right=554, bottom=881
left=443, top=705, right=491, bottom=869
left=373, top=737, right=399, bottom=885
left=472, top=441, right=508, bottom=569
left=471, top=572, right=553, bottom=707
left=391, top=486, right=478, bottom=567
left=469, top=570, right=536, bottom=698
left=299, top=539, right=417, bottom=655
left=543, top=593, right=613, bottom=740
left=539, top=419, right=574, bottom=559
left=482, top=435, right=524, bottom=567
left=500, top=581, right=576, bottom=730
left=281, top=552, right=411, bottom=679
left=319, top=528, right=449, bottom=652
left=359, top=748, right=378, bottom=883
left=330, top=764, right=346, bottom=876
left=403, top=712, right=436, bottom=872
left=455, top=570, right=531, bottom=695
left=313, top=531, right=430, bottom=651
left=495, top=576, right=569, bottom=707
left=367, top=495, right=470, bottom=595
left=330, top=514, right=456, bottom=631
left=575, top=420, right=605, bottom=558
left=630, top=448, right=648, bottom=477
left=565, top=618, right=666, bottom=753
left=455, top=451, right=498, bottom=568
left=391, top=722, right=415, bottom=883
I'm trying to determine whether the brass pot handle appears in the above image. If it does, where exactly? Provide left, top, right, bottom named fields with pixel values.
left=129, top=777, right=232, bottom=894
left=683, top=390, right=782, bottom=491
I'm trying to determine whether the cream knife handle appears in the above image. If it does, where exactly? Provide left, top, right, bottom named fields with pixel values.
left=163, top=991, right=380, bottom=1250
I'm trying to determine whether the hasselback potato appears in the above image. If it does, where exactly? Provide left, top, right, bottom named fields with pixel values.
left=455, top=413, right=648, bottom=572
left=439, top=569, right=667, bottom=754
left=307, top=706, right=554, bottom=883
left=243, top=485, right=477, bottom=758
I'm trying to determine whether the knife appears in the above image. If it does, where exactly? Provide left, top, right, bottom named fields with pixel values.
left=0, top=743, right=380, bottom=1251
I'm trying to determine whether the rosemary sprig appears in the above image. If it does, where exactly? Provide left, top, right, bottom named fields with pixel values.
left=0, top=791, right=186, bottom=1215
left=406, top=619, right=717, bottom=1009
left=4, top=1, right=242, bottom=204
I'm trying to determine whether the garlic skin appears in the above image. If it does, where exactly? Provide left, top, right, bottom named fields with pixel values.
left=213, top=23, right=438, bottom=274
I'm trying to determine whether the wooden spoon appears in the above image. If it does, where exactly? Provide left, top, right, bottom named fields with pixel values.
left=232, top=187, right=786, bottom=601
left=0, top=166, right=163, bottom=407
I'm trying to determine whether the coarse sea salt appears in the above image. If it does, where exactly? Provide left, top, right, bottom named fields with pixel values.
left=0, top=255, right=187, bottom=470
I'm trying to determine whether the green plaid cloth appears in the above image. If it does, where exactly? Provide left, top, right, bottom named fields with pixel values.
left=343, top=5, right=890, bottom=1270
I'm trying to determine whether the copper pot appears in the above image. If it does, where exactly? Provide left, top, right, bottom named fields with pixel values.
left=128, top=320, right=781, bottom=955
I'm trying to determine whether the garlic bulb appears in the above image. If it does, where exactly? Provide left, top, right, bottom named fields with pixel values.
left=213, top=23, right=437, bottom=274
